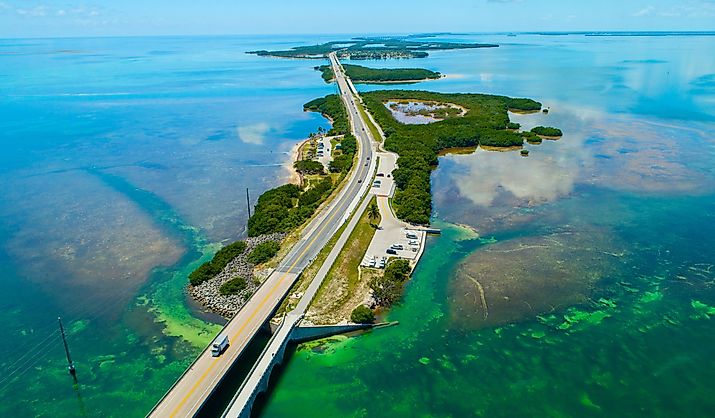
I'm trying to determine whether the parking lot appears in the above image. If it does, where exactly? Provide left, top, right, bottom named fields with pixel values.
left=361, top=196, right=426, bottom=268
left=316, top=135, right=334, bottom=169
left=370, top=152, right=397, bottom=196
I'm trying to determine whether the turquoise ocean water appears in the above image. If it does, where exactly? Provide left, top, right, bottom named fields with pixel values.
left=1, top=33, right=714, bottom=417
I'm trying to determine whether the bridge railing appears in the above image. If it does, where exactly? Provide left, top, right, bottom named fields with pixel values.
left=220, top=313, right=302, bottom=418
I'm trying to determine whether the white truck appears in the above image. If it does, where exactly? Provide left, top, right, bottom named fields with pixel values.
left=211, top=334, right=229, bottom=357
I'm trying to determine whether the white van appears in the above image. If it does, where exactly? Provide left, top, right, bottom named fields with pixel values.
left=211, top=334, right=229, bottom=357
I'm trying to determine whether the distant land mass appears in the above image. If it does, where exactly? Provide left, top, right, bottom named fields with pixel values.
left=315, top=64, right=442, bottom=84
left=248, top=36, right=498, bottom=60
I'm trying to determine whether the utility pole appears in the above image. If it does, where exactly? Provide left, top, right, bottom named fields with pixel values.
left=246, top=188, right=252, bottom=219
left=58, top=317, right=76, bottom=378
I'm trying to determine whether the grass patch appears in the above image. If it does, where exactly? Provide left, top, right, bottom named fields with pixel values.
left=312, top=196, right=381, bottom=314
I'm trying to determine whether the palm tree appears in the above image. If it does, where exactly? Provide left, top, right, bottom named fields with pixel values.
left=367, top=201, right=380, bottom=226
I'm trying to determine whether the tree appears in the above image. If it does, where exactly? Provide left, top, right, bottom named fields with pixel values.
left=247, top=241, right=281, bottom=265
left=219, top=276, right=248, bottom=295
left=369, top=259, right=413, bottom=306
left=294, top=160, right=325, bottom=175
left=350, top=305, right=375, bottom=324
left=367, top=201, right=380, bottom=226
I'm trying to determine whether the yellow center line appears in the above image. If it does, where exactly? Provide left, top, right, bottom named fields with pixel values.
left=168, top=98, right=362, bottom=418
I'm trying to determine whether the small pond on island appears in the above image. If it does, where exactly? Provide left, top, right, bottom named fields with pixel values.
left=385, top=100, right=465, bottom=124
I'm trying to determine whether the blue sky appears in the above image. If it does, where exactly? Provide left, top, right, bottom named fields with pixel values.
left=0, top=0, right=713, bottom=38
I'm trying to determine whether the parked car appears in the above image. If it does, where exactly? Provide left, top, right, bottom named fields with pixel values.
left=376, top=173, right=384, bottom=177
left=408, top=240, right=418, bottom=246
left=390, top=244, right=404, bottom=251
left=386, top=248, right=397, bottom=255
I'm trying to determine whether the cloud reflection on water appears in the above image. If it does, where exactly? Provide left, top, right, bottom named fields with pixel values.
left=438, top=105, right=715, bottom=225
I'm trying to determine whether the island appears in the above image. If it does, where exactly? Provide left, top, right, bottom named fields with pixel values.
left=531, top=125, right=564, bottom=137
left=186, top=61, right=563, bottom=324
left=316, top=64, right=442, bottom=84
left=308, top=89, right=548, bottom=224
left=248, top=37, right=498, bottom=60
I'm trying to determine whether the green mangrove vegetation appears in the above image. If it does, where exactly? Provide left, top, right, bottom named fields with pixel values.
left=369, top=259, right=413, bottom=307
left=329, top=134, right=357, bottom=174
left=248, top=37, right=498, bottom=60
left=188, top=240, right=247, bottom=286
left=218, top=276, right=248, bottom=296
left=316, top=64, right=441, bottom=83
left=361, top=89, right=548, bottom=224
left=293, top=160, right=325, bottom=175
left=350, top=305, right=375, bottom=323
left=522, top=131, right=543, bottom=143
left=531, top=126, right=564, bottom=136
left=247, top=178, right=334, bottom=237
left=247, top=241, right=281, bottom=265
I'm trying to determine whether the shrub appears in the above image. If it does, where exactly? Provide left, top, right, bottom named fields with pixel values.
left=248, top=181, right=331, bottom=237
left=522, top=131, right=542, bottom=144
left=531, top=126, right=563, bottom=137
left=189, top=241, right=247, bottom=286
left=350, top=305, right=375, bottom=323
left=369, top=259, right=413, bottom=307
left=247, top=241, right=281, bottom=265
left=219, top=276, right=248, bottom=295
left=329, top=154, right=353, bottom=173
left=294, top=160, right=325, bottom=175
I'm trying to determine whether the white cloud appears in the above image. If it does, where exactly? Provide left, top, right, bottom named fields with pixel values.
left=16, top=6, right=47, bottom=17
left=237, top=122, right=271, bottom=145
left=9, top=3, right=102, bottom=19
left=633, top=6, right=655, bottom=17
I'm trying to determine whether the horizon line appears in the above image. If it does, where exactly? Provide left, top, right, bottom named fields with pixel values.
left=2, top=30, right=715, bottom=41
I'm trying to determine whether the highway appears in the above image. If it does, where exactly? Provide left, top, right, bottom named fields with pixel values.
left=148, top=53, right=374, bottom=418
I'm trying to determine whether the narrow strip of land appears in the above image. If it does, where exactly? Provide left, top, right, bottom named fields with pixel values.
left=147, top=53, right=375, bottom=418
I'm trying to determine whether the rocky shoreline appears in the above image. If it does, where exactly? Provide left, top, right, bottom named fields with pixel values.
left=189, top=232, right=285, bottom=318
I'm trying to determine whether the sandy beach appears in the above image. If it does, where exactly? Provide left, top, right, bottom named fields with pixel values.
left=284, top=140, right=303, bottom=185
